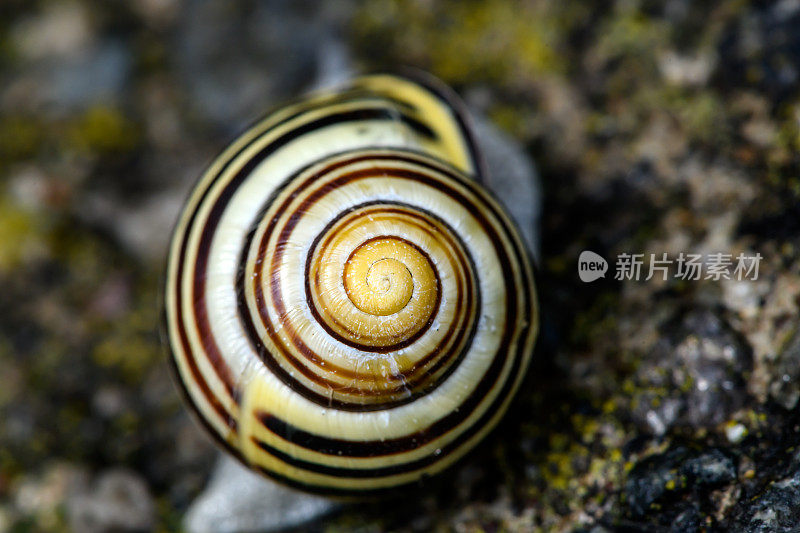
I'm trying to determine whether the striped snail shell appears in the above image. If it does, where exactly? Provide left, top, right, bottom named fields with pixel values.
left=165, top=74, right=538, bottom=496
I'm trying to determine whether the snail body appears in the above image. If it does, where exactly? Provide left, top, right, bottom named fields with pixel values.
left=165, top=74, right=537, bottom=495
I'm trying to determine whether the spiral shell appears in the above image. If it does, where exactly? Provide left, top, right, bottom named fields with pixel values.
left=165, top=74, right=537, bottom=495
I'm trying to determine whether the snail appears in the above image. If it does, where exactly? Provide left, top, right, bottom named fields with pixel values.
left=165, top=74, right=538, bottom=496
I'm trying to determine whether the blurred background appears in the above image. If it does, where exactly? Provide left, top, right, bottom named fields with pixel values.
left=2, top=0, right=800, bottom=531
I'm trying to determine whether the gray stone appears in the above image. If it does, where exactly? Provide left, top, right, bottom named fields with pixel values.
left=625, top=447, right=736, bottom=519
left=471, top=112, right=542, bottom=262
left=728, top=468, right=800, bottom=532
left=633, top=309, right=752, bottom=434
left=5, top=34, right=132, bottom=113
left=42, top=41, right=131, bottom=111
left=769, top=327, right=800, bottom=410
left=183, top=454, right=336, bottom=533
left=175, top=0, right=355, bottom=129
left=67, top=469, right=156, bottom=533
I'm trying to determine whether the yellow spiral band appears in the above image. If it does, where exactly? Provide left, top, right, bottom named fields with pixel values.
left=312, top=212, right=446, bottom=350
left=345, top=242, right=428, bottom=317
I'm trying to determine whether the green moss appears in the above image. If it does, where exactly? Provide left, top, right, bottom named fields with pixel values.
left=570, top=290, right=620, bottom=348
left=155, top=498, right=185, bottom=533
left=636, top=87, right=729, bottom=146
left=91, top=303, right=161, bottom=382
left=591, top=9, right=668, bottom=97
left=678, top=91, right=728, bottom=144
left=594, top=10, right=668, bottom=64
left=773, top=101, right=800, bottom=168
left=0, top=195, right=41, bottom=273
left=352, top=0, right=570, bottom=84
left=488, top=103, right=535, bottom=139
left=0, top=115, right=42, bottom=163
left=67, top=105, right=140, bottom=154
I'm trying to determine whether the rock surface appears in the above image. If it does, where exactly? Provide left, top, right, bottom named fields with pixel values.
left=67, top=469, right=156, bottom=533
left=624, top=446, right=736, bottom=522
left=631, top=309, right=752, bottom=436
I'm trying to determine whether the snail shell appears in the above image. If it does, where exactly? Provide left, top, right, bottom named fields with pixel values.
left=165, top=74, right=538, bottom=495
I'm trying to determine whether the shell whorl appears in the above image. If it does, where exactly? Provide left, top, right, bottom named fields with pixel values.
left=165, top=74, right=538, bottom=495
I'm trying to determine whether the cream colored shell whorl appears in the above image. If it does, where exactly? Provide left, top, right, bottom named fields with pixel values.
left=165, top=74, right=538, bottom=495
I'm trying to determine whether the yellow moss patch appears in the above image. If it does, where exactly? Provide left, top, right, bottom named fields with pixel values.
left=92, top=325, right=160, bottom=381
left=0, top=116, right=42, bottom=161
left=354, top=0, right=566, bottom=84
left=0, top=196, right=42, bottom=273
left=68, top=105, right=139, bottom=154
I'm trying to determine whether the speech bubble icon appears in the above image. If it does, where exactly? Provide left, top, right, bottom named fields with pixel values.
left=578, top=250, right=608, bottom=282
